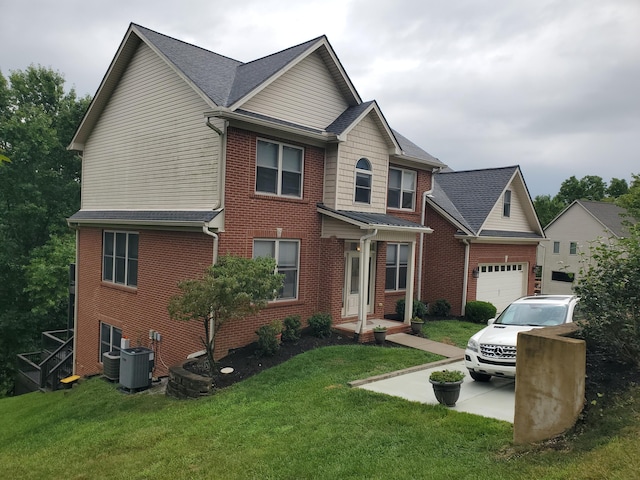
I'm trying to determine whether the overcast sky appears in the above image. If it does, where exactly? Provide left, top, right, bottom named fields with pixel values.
left=2, top=0, right=639, bottom=197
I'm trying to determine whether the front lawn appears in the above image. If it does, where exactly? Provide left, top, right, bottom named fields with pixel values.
left=422, top=319, right=485, bottom=348
left=1, top=342, right=639, bottom=479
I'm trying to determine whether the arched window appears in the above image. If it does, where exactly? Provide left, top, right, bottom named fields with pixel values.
left=354, top=158, right=372, bottom=204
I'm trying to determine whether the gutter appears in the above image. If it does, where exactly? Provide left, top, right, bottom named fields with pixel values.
left=461, top=239, right=470, bottom=316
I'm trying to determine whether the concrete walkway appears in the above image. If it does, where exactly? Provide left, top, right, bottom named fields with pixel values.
left=351, top=333, right=516, bottom=423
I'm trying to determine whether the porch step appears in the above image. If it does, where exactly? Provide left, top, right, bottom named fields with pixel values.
left=386, top=333, right=465, bottom=359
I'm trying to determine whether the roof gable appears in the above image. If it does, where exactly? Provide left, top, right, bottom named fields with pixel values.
left=546, top=200, right=632, bottom=238
left=429, top=166, right=542, bottom=237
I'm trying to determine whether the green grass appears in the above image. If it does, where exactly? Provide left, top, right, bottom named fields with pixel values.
left=1, top=344, right=639, bottom=479
left=422, top=319, right=486, bottom=348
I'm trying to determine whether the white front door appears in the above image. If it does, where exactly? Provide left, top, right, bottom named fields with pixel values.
left=344, top=250, right=374, bottom=317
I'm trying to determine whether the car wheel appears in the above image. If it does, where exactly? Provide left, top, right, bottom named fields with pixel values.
left=469, top=371, right=491, bottom=382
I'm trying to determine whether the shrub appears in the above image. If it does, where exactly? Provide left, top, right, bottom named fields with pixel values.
left=255, top=321, right=281, bottom=357
left=395, top=299, right=428, bottom=319
left=465, top=301, right=497, bottom=324
left=282, top=315, right=301, bottom=342
left=308, top=313, right=332, bottom=338
left=430, top=299, right=451, bottom=317
left=574, top=224, right=640, bottom=368
left=429, top=370, right=465, bottom=383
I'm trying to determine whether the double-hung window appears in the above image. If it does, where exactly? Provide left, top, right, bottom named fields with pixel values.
left=103, top=231, right=138, bottom=287
left=553, top=241, right=560, bottom=254
left=386, top=243, right=409, bottom=290
left=100, top=322, right=122, bottom=360
left=253, top=239, right=300, bottom=300
left=354, top=158, right=372, bottom=204
left=503, top=190, right=512, bottom=217
left=256, top=139, right=303, bottom=197
left=569, top=242, right=578, bottom=255
left=387, top=167, right=416, bottom=210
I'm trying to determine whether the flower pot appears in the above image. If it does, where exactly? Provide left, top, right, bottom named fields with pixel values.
left=410, top=321, right=423, bottom=335
left=429, top=379, right=463, bottom=407
left=373, top=330, right=386, bottom=345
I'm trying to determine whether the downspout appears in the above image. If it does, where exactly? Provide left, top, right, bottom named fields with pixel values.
left=202, top=225, right=219, bottom=265
left=461, top=239, right=470, bottom=317
left=417, top=188, right=434, bottom=302
left=72, top=228, right=79, bottom=375
left=356, top=228, right=378, bottom=338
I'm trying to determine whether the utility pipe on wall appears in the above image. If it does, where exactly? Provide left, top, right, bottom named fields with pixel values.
left=461, top=238, right=470, bottom=317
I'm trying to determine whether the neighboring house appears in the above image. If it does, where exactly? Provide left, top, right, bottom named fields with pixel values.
left=67, top=24, right=448, bottom=378
left=538, top=200, right=632, bottom=295
left=423, top=166, right=544, bottom=315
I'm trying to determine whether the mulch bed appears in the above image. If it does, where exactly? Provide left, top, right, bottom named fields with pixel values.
left=186, top=330, right=399, bottom=390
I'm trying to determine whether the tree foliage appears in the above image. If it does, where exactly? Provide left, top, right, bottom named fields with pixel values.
left=0, top=66, right=90, bottom=396
left=574, top=224, right=640, bottom=368
left=533, top=194, right=565, bottom=228
left=616, top=174, right=640, bottom=221
left=167, top=255, right=284, bottom=376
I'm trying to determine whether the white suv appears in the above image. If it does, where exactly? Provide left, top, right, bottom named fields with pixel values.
left=464, top=295, right=579, bottom=381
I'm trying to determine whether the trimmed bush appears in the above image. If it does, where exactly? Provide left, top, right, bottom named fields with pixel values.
left=255, top=322, right=281, bottom=357
left=430, top=299, right=451, bottom=317
left=282, top=315, right=302, bottom=342
left=395, top=299, right=428, bottom=319
left=308, top=313, right=332, bottom=338
left=465, top=301, right=497, bottom=324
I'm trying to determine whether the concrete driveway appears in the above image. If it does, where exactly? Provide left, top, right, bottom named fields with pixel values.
left=354, top=359, right=515, bottom=423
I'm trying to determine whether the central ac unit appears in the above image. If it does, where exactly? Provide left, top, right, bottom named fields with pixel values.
left=102, top=351, right=120, bottom=381
left=119, top=347, right=154, bottom=390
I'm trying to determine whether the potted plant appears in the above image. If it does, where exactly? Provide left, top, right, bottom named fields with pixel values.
left=410, top=316, right=424, bottom=335
left=429, top=369, right=465, bottom=407
left=372, top=325, right=387, bottom=345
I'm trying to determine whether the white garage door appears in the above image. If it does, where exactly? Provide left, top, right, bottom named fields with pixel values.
left=476, top=263, right=527, bottom=313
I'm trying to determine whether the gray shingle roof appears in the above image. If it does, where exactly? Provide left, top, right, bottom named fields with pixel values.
left=134, top=24, right=241, bottom=107
left=317, top=204, right=428, bottom=231
left=430, top=166, right=519, bottom=235
left=577, top=200, right=633, bottom=237
left=391, top=129, right=443, bottom=166
left=326, top=101, right=374, bottom=134
left=68, top=210, right=221, bottom=224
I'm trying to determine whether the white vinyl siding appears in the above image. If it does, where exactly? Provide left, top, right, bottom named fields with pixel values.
left=484, top=182, right=533, bottom=232
left=335, top=113, right=389, bottom=212
left=241, top=51, right=349, bottom=130
left=82, top=42, right=220, bottom=210
left=322, top=144, right=339, bottom=209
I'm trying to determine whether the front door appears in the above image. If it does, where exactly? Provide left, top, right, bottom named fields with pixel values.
left=344, top=250, right=374, bottom=317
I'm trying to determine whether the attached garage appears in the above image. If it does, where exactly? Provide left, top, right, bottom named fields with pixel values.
left=476, top=263, right=527, bottom=313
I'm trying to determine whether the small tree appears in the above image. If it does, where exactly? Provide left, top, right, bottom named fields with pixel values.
left=167, top=255, right=283, bottom=375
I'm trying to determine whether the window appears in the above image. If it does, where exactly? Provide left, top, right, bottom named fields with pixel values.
left=254, top=239, right=299, bottom=300
left=385, top=243, right=409, bottom=290
left=569, top=242, right=578, bottom=255
left=354, top=158, right=372, bottom=204
left=503, top=190, right=512, bottom=217
left=103, top=231, right=138, bottom=287
left=553, top=241, right=560, bottom=254
left=387, top=167, right=416, bottom=210
left=552, top=271, right=575, bottom=283
left=256, top=139, right=303, bottom=197
left=100, top=322, right=122, bottom=360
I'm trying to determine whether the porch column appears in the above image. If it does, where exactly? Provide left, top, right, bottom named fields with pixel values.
left=357, top=238, right=371, bottom=334
left=404, top=240, right=417, bottom=324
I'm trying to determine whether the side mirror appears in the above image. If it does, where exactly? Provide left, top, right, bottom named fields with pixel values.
left=487, top=318, right=496, bottom=325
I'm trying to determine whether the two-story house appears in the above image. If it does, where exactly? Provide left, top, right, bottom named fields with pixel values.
left=538, top=200, right=632, bottom=294
left=67, top=24, right=450, bottom=377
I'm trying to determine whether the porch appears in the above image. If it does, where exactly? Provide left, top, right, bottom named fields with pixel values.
left=334, top=318, right=411, bottom=343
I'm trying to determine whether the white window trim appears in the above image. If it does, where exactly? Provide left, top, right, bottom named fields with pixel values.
left=102, top=230, right=138, bottom=288
left=385, top=243, right=409, bottom=291
left=99, top=322, right=122, bottom=362
left=503, top=190, right=512, bottom=217
left=253, top=239, right=300, bottom=301
left=387, top=167, right=416, bottom=211
left=553, top=241, right=560, bottom=254
left=354, top=158, right=372, bottom=204
left=255, top=138, right=304, bottom=198
left=569, top=242, right=578, bottom=255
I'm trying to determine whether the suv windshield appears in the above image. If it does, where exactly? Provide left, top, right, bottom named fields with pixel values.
left=494, top=303, right=568, bottom=327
